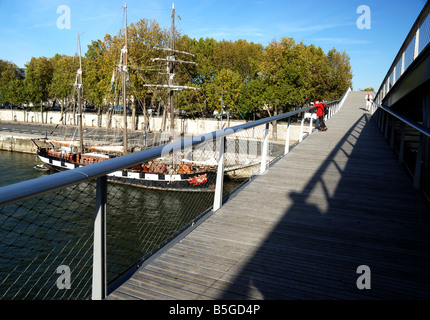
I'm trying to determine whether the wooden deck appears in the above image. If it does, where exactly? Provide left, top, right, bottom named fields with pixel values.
left=107, top=91, right=430, bottom=300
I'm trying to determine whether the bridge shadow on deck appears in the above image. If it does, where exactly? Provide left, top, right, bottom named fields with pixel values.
left=219, top=112, right=430, bottom=299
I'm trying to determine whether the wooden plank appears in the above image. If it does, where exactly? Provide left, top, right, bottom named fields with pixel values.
left=107, top=92, right=430, bottom=300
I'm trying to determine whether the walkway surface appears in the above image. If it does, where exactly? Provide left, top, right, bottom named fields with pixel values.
left=107, top=91, right=430, bottom=300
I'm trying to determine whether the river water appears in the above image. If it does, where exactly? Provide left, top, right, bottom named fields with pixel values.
left=0, top=150, right=237, bottom=299
left=0, top=150, right=46, bottom=187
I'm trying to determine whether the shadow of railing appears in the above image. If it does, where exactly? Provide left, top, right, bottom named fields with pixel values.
left=219, top=112, right=430, bottom=299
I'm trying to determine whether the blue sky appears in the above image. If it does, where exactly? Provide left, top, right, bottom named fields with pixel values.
left=0, top=0, right=427, bottom=91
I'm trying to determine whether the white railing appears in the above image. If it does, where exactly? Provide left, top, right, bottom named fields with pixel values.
left=374, top=3, right=430, bottom=104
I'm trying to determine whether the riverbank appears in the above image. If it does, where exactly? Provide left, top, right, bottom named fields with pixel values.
left=0, top=116, right=304, bottom=156
left=0, top=132, right=43, bottom=154
left=0, top=109, right=305, bottom=140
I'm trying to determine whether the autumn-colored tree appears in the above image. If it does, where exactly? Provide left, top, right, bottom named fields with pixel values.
left=1, top=17, right=354, bottom=124
left=326, top=48, right=353, bottom=99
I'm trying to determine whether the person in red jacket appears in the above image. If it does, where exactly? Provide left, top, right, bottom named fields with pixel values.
left=314, top=99, right=327, bottom=131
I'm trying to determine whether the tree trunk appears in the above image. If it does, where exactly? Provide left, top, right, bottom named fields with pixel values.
left=40, top=100, right=44, bottom=124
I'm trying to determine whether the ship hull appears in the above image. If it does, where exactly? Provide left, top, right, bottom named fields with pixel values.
left=36, top=150, right=216, bottom=192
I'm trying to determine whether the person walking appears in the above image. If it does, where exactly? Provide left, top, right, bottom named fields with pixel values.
left=365, top=92, right=373, bottom=111
left=314, top=99, right=327, bottom=131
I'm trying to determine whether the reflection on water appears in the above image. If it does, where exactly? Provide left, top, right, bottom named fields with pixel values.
left=0, top=150, right=244, bottom=299
left=0, top=150, right=47, bottom=187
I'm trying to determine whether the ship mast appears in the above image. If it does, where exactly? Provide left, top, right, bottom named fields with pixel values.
left=169, top=3, right=176, bottom=139
left=122, top=1, right=128, bottom=155
left=143, top=3, right=198, bottom=140
left=77, top=32, right=84, bottom=154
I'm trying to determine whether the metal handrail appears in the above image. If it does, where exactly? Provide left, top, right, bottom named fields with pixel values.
left=375, top=2, right=430, bottom=104
left=372, top=101, right=430, bottom=138
left=370, top=100, right=429, bottom=190
left=0, top=94, right=347, bottom=208
left=0, top=103, right=325, bottom=207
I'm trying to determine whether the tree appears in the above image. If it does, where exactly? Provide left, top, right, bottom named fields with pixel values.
left=126, top=18, right=169, bottom=127
left=326, top=48, right=353, bottom=99
left=239, top=78, right=267, bottom=120
left=296, top=43, right=328, bottom=101
left=206, top=68, right=244, bottom=122
left=1, top=20, right=354, bottom=126
left=24, top=57, right=53, bottom=122
left=49, top=54, right=77, bottom=109
left=0, top=60, right=25, bottom=106
left=84, top=38, right=115, bottom=109
left=259, top=37, right=302, bottom=113
left=212, top=39, right=263, bottom=81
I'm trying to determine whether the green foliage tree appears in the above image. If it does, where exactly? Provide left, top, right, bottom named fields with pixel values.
left=126, top=18, right=169, bottom=116
left=23, top=56, right=54, bottom=123
left=84, top=37, right=115, bottom=110
left=1, top=17, right=354, bottom=124
left=0, top=60, right=25, bottom=106
left=206, top=68, right=244, bottom=118
left=24, top=57, right=53, bottom=107
left=239, top=78, right=267, bottom=119
left=49, top=54, right=77, bottom=108
left=326, top=48, right=353, bottom=99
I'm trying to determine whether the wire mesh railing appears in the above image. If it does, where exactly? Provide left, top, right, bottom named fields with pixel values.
left=0, top=89, right=349, bottom=300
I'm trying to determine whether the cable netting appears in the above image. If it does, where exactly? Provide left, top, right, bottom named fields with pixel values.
left=0, top=119, right=306, bottom=299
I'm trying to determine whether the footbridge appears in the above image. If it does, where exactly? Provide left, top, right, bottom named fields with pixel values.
left=1, top=2, right=430, bottom=301
left=106, top=91, right=430, bottom=300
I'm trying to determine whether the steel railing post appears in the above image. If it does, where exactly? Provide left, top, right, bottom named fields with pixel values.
left=213, top=136, right=225, bottom=211
left=284, top=117, right=291, bottom=156
left=92, top=176, right=107, bottom=300
left=299, top=113, right=305, bottom=142
left=260, top=123, right=270, bottom=174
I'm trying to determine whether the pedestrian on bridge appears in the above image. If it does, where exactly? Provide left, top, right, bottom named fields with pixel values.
left=314, top=99, right=327, bottom=131
left=365, top=92, right=373, bottom=111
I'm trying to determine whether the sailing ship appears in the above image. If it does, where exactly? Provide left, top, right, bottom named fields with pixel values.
left=32, top=2, right=217, bottom=191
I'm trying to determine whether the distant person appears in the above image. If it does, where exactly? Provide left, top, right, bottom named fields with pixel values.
left=365, top=92, right=373, bottom=111
left=314, top=99, right=327, bottom=131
